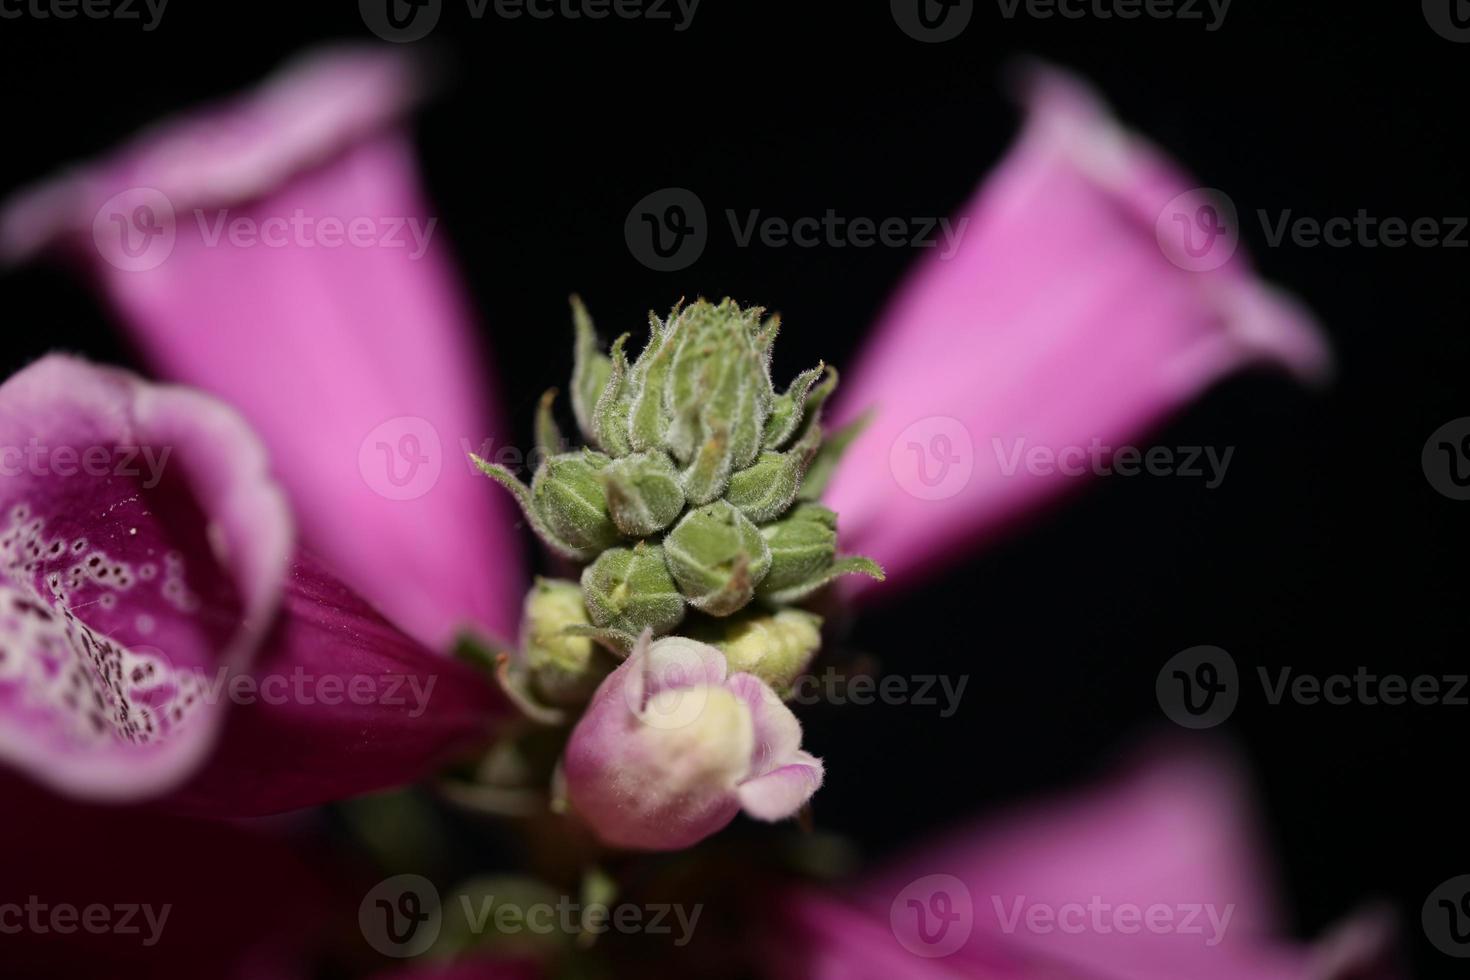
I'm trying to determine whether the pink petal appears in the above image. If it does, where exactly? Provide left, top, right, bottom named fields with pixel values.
left=737, top=751, right=823, bottom=822
left=825, top=64, right=1329, bottom=593
left=725, top=671, right=803, bottom=775
left=771, top=743, right=1404, bottom=980
left=165, top=551, right=503, bottom=816
left=861, top=743, right=1284, bottom=940
left=0, top=46, right=524, bottom=651
left=724, top=671, right=823, bottom=820
left=0, top=355, right=290, bottom=801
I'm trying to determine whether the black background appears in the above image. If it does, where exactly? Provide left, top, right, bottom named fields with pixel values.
left=0, top=2, right=1464, bottom=977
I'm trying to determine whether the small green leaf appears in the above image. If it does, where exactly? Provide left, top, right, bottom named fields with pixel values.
left=534, top=387, right=563, bottom=460
left=570, top=295, right=610, bottom=446
left=592, top=333, right=634, bottom=456
left=763, top=361, right=826, bottom=450
left=761, top=554, right=884, bottom=605
left=471, top=454, right=591, bottom=560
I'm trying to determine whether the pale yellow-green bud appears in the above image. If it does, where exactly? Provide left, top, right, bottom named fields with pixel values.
left=519, top=578, right=608, bottom=706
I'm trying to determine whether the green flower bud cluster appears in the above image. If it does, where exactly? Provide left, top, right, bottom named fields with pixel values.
left=475, top=297, right=883, bottom=655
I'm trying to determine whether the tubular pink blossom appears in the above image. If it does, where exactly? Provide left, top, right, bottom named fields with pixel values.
left=0, top=355, right=291, bottom=801
left=0, top=46, right=525, bottom=651
left=0, top=356, right=500, bottom=813
left=563, top=632, right=822, bottom=851
left=825, top=65, right=1331, bottom=594
left=769, top=744, right=1402, bottom=979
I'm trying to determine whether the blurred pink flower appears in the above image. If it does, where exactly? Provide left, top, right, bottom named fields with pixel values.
left=0, top=48, right=521, bottom=815
left=768, top=745, right=1401, bottom=980
left=0, top=46, right=523, bottom=652
left=827, top=65, right=1330, bottom=593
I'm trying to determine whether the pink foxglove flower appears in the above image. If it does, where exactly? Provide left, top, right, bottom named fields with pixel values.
left=0, top=354, right=290, bottom=800
left=0, top=356, right=502, bottom=814
left=769, top=745, right=1400, bottom=980
left=827, top=65, right=1330, bottom=592
left=0, top=46, right=523, bottom=651
left=564, top=631, right=823, bottom=851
